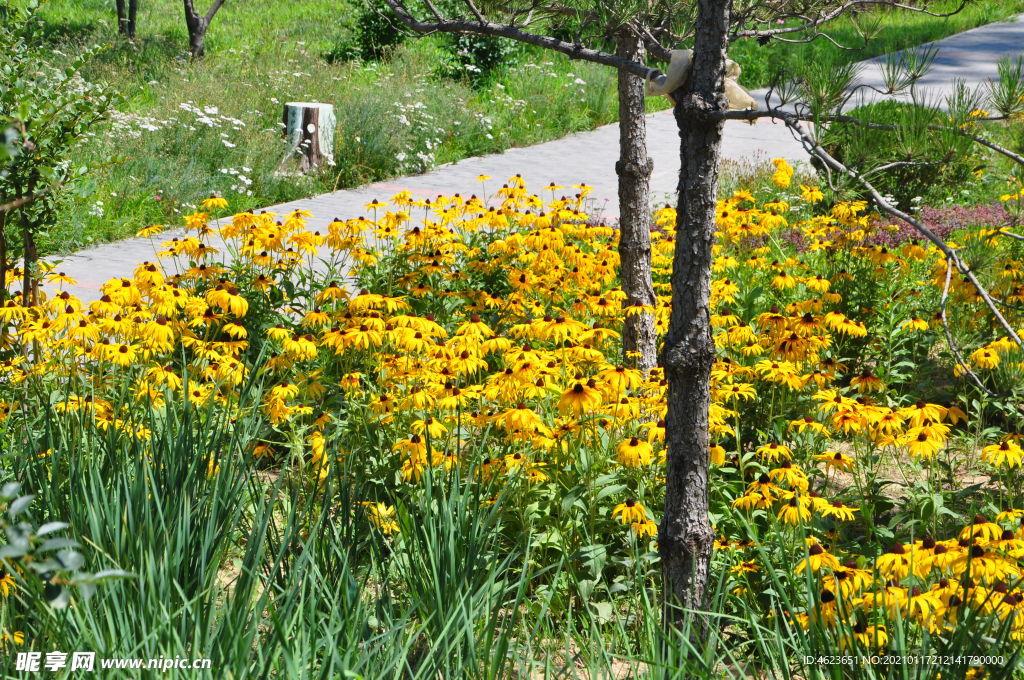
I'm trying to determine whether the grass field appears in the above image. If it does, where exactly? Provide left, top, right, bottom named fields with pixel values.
left=31, top=0, right=1024, bottom=256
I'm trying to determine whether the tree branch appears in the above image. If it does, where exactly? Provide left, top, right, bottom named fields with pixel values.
left=204, top=0, right=226, bottom=24
left=381, top=0, right=661, bottom=80
left=732, top=0, right=967, bottom=42
left=939, top=258, right=1004, bottom=399
left=779, top=114, right=1024, bottom=350
left=0, top=193, right=43, bottom=215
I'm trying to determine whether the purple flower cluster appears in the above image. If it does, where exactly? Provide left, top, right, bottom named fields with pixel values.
left=867, top=202, right=1013, bottom=247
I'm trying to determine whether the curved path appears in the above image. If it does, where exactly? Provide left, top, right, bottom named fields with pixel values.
left=46, top=13, right=1024, bottom=301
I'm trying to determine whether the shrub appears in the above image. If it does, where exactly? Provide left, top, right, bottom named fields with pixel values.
left=436, top=33, right=519, bottom=86
left=0, top=1, right=115, bottom=303
left=816, top=100, right=982, bottom=210
left=323, top=2, right=407, bottom=63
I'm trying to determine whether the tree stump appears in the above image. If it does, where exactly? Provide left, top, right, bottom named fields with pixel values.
left=282, top=102, right=336, bottom=173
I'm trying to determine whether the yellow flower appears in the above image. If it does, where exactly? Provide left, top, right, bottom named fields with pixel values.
left=755, top=442, right=792, bottom=462
left=616, top=437, right=653, bottom=467
left=875, top=543, right=912, bottom=579
left=631, top=518, right=658, bottom=538
left=901, top=317, right=929, bottom=332
left=982, top=439, right=1024, bottom=468
left=771, top=158, right=794, bottom=188
left=364, top=502, right=399, bottom=535
left=558, top=380, right=603, bottom=415
left=799, top=185, right=824, bottom=203
left=813, top=450, right=855, bottom=472
left=201, top=194, right=229, bottom=211
left=819, top=501, right=858, bottom=521
left=0, top=569, right=15, bottom=597
left=0, top=630, right=25, bottom=646
left=795, top=541, right=840, bottom=573
left=135, top=224, right=165, bottom=238
left=206, top=284, right=249, bottom=318
left=971, top=347, right=1000, bottom=370
left=850, top=370, right=885, bottom=393
left=612, top=499, right=647, bottom=525
left=777, top=494, right=811, bottom=524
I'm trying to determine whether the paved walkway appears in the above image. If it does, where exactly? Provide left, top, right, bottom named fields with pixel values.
left=850, top=13, right=1024, bottom=108
left=47, top=13, right=1024, bottom=301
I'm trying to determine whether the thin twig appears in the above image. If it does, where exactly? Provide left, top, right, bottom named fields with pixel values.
left=780, top=114, right=1024, bottom=351
left=939, top=258, right=1003, bottom=399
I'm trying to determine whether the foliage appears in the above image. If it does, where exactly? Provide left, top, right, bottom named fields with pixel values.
left=436, top=33, right=520, bottom=87
left=0, top=481, right=128, bottom=650
left=817, top=100, right=983, bottom=210
left=0, top=0, right=115, bottom=298
left=325, top=0, right=407, bottom=63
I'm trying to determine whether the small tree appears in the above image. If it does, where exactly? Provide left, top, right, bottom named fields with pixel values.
left=182, top=0, right=226, bottom=59
left=0, top=2, right=115, bottom=304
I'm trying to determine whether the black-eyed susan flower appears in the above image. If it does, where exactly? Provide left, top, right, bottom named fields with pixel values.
left=612, top=499, right=646, bottom=525
left=616, top=437, right=653, bottom=467
left=558, top=380, right=602, bottom=415
left=982, top=439, right=1024, bottom=468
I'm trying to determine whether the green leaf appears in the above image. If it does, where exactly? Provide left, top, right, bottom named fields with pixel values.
left=36, top=522, right=69, bottom=536
left=8, top=494, right=34, bottom=518
left=589, top=601, right=614, bottom=624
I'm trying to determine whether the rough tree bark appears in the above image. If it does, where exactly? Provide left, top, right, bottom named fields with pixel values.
left=615, top=26, right=658, bottom=373
left=658, top=0, right=729, bottom=632
left=0, top=211, right=7, bottom=307
left=182, top=0, right=225, bottom=59
left=116, top=0, right=139, bottom=39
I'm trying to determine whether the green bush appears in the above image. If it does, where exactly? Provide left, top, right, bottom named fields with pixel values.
left=436, top=33, right=519, bottom=86
left=0, top=0, right=115, bottom=301
left=323, top=2, right=406, bottom=63
left=817, top=100, right=982, bottom=210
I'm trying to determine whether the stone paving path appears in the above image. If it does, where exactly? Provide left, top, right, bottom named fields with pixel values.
left=48, top=13, right=1024, bottom=301
left=850, top=13, right=1024, bottom=108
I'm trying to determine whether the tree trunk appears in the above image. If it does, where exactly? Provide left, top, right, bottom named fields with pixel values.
left=20, top=216, right=37, bottom=307
left=614, top=27, right=657, bottom=373
left=127, top=0, right=139, bottom=39
left=0, top=211, right=7, bottom=307
left=116, top=0, right=127, bottom=34
left=183, top=0, right=224, bottom=59
left=117, top=0, right=138, bottom=38
left=281, top=102, right=337, bottom=173
left=186, top=17, right=207, bottom=58
left=659, top=0, right=731, bottom=635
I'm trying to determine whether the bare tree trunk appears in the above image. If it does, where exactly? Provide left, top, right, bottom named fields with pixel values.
left=0, top=211, right=7, bottom=307
left=127, top=0, right=139, bottom=39
left=116, top=0, right=138, bottom=38
left=20, top=215, right=36, bottom=306
left=615, top=26, right=657, bottom=372
left=183, top=0, right=224, bottom=59
left=184, top=12, right=206, bottom=58
left=659, top=0, right=730, bottom=635
left=116, top=0, right=127, bottom=34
